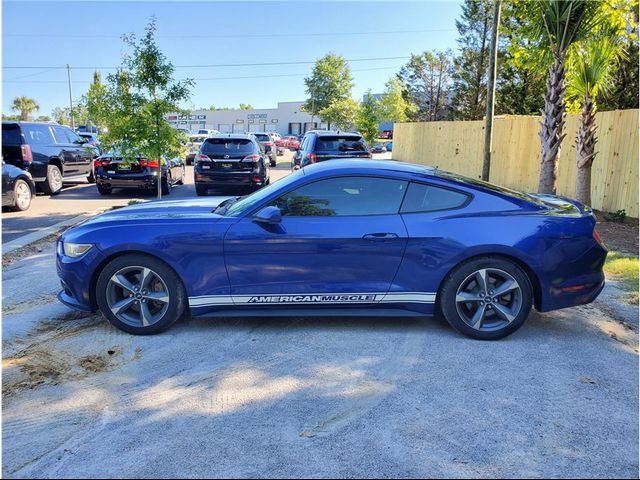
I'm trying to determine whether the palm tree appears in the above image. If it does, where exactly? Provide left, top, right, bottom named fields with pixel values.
left=11, top=96, right=40, bottom=121
left=568, top=25, right=624, bottom=206
left=536, top=0, right=602, bottom=194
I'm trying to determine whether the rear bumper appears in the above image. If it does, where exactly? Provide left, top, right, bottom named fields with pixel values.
left=97, top=171, right=160, bottom=189
left=194, top=170, right=264, bottom=189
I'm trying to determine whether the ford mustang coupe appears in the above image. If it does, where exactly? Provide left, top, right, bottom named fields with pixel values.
left=56, top=160, right=607, bottom=340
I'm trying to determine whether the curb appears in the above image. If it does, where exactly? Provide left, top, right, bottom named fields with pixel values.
left=2, top=208, right=109, bottom=256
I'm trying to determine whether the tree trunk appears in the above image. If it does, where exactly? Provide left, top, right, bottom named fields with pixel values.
left=538, top=54, right=567, bottom=194
left=575, top=94, right=597, bottom=206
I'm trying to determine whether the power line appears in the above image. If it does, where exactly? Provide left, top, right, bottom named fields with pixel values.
left=4, top=28, right=455, bottom=40
left=3, top=55, right=411, bottom=70
left=3, top=65, right=402, bottom=84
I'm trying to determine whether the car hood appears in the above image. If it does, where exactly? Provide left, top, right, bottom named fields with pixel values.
left=79, top=197, right=233, bottom=227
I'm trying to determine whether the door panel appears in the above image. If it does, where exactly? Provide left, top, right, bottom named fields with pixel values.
left=223, top=215, right=408, bottom=302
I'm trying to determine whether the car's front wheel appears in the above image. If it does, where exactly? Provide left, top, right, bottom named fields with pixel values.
left=96, top=254, right=186, bottom=335
left=439, top=256, right=533, bottom=340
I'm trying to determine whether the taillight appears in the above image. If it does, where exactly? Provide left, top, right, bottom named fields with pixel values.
left=139, top=159, right=159, bottom=168
left=265, top=142, right=274, bottom=147
left=243, top=154, right=260, bottom=162
left=194, top=154, right=210, bottom=163
left=21, top=144, right=33, bottom=163
left=306, top=153, right=317, bottom=164
left=593, top=228, right=605, bottom=248
left=95, top=158, right=111, bottom=168
left=251, top=175, right=262, bottom=183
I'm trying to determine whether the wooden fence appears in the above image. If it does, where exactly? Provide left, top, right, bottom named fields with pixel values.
left=393, top=109, right=639, bottom=217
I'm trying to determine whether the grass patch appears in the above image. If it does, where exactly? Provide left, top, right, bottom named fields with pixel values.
left=604, top=251, right=639, bottom=304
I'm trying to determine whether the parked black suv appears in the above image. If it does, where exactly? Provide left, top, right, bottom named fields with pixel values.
left=252, top=132, right=277, bottom=167
left=292, top=131, right=371, bottom=170
left=1, top=122, right=96, bottom=195
left=193, top=134, right=270, bottom=195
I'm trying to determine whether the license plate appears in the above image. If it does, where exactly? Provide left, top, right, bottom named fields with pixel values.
left=107, top=170, right=115, bottom=174
left=221, top=163, right=233, bottom=168
left=202, top=165, right=210, bottom=169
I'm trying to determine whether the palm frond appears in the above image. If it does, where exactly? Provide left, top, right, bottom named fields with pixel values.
left=539, top=0, right=605, bottom=54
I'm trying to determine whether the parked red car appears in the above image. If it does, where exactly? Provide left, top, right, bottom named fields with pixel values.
left=284, top=136, right=301, bottom=150
left=379, top=130, right=393, bottom=140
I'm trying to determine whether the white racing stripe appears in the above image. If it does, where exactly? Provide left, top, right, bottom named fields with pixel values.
left=189, top=291, right=436, bottom=307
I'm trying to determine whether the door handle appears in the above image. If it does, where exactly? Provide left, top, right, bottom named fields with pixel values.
left=363, top=232, right=399, bottom=241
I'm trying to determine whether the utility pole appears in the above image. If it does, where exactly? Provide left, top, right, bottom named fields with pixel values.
left=482, top=0, right=501, bottom=182
left=66, top=64, right=75, bottom=129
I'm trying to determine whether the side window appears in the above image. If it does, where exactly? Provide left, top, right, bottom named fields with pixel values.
left=21, top=124, right=54, bottom=145
left=271, top=176, right=408, bottom=217
left=65, top=128, right=83, bottom=144
left=52, top=126, right=70, bottom=144
left=400, top=182, right=469, bottom=213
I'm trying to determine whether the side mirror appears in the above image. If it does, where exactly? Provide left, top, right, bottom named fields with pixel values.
left=253, top=206, right=281, bottom=224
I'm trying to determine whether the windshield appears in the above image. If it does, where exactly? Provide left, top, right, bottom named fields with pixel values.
left=224, top=168, right=305, bottom=217
left=253, top=133, right=269, bottom=142
left=437, top=170, right=541, bottom=204
left=316, top=136, right=367, bottom=152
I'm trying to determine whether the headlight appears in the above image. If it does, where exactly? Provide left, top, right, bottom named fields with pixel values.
left=63, top=242, right=94, bottom=258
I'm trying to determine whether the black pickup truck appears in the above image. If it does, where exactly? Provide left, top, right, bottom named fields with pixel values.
left=1, top=121, right=96, bottom=195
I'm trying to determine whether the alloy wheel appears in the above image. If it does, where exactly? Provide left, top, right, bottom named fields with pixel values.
left=455, top=268, right=523, bottom=332
left=50, top=167, right=63, bottom=192
left=105, top=266, right=170, bottom=327
left=14, top=181, right=31, bottom=210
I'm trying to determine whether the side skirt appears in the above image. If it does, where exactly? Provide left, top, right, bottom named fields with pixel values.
left=191, top=306, right=432, bottom=318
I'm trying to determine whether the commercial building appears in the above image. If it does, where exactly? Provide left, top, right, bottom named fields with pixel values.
left=166, top=101, right=328, bottom=136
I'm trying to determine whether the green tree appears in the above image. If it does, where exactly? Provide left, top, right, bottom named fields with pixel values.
left=379, top=77, right=416, bottom=123
left=534, top=0, right=602, bottom=194
left=52, top=107, right=73, bottom=126
left=356, top=90, right=381, bottom=145
left=452, top=0, right=493, bottom=120
left=91, top=18, right=193, bottom=198
left=11, top=96, right=39, bottom=121
left=303, top=53, right=354, bottom=122
left=84, top=70, right=108, bottom=130
left=239, top=103, right=253, bottom=110
left=398, top=50, right=454, bottom=121
left=35, top=115, right=51, bottom=122
left=495, top=0, right=546, bottom=115
left=319, top=98, right=359, bottom=131
left=568, top=24, right=625, bottom=206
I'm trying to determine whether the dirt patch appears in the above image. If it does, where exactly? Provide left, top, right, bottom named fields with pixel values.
left=2, top=293, right=58, bottom=315
left=2, top=233, right=61, bottom=268
left=595, top=212, right=638, bottom=256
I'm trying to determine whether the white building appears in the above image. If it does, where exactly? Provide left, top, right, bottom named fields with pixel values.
left=166, top=101, right=328, bottom=136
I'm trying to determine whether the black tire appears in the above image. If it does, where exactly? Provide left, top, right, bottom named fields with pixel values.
left=11, top=179, right=32, bottom=211
left=161, top=173, right=172, bottom=195
left=97, top=185, right=112, bottom=195
left=87, top=167, right=96, bottom=184
left=40, top=164, right=63, bottom=195
left=439, top=256, right=533, bottom=340
left=176, top=166, right=185, bottom=185
left=195, top=184, right=208, bottom=196
left=95, top=254, right=186, bottom=335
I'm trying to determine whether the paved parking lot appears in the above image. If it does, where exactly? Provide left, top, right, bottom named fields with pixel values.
left=1, top=154, right=296, bottom=243
left=2, top=240, right=638, bottom=478
left=2, top=150, right=637, bottom=478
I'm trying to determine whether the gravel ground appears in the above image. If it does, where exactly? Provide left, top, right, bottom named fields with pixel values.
left=2, top=236, right=638, bottom=479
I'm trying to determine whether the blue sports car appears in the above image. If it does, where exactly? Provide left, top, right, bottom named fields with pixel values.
left=56, top=160, right=607, bottom=340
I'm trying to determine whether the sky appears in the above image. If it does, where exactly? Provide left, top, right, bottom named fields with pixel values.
left=2, top=0, right=463, bottom=117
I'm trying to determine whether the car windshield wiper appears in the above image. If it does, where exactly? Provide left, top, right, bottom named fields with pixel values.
left=213, top=196, right=242, bottom=215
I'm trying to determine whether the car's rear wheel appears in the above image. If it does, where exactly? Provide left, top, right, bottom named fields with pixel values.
left=176, top=166, right=185, bottom=185
left=12, top=179, right=32, bottom=211
left=97, top=185, right=112, bottom=195
left=41, top=164, right=63, bottom=195
left=195, top=184, right=207, bottom=196
left=87, top=166, right=96, bottom=184
left=162, top=173, right=172, bottom=195
left=96, top=254, right=186, bottom=335
left=439, top=256, right=532, bottom=340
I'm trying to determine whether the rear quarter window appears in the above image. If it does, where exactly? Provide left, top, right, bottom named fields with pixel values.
left=2, top=124, right=22, bottom=144
left=401, top=182, right=469, bottom=213
left=22, top=124, right=55, bottom=145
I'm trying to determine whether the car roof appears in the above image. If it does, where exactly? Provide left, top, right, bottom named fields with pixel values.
left=208, top=133, right=253, bottom=139
left=303, top=159, right=435, bottom=177
left=313, top=131, right=362, bottom=138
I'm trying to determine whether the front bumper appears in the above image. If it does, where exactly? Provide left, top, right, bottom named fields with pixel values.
left=56, top=241, right=106, bottom=312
